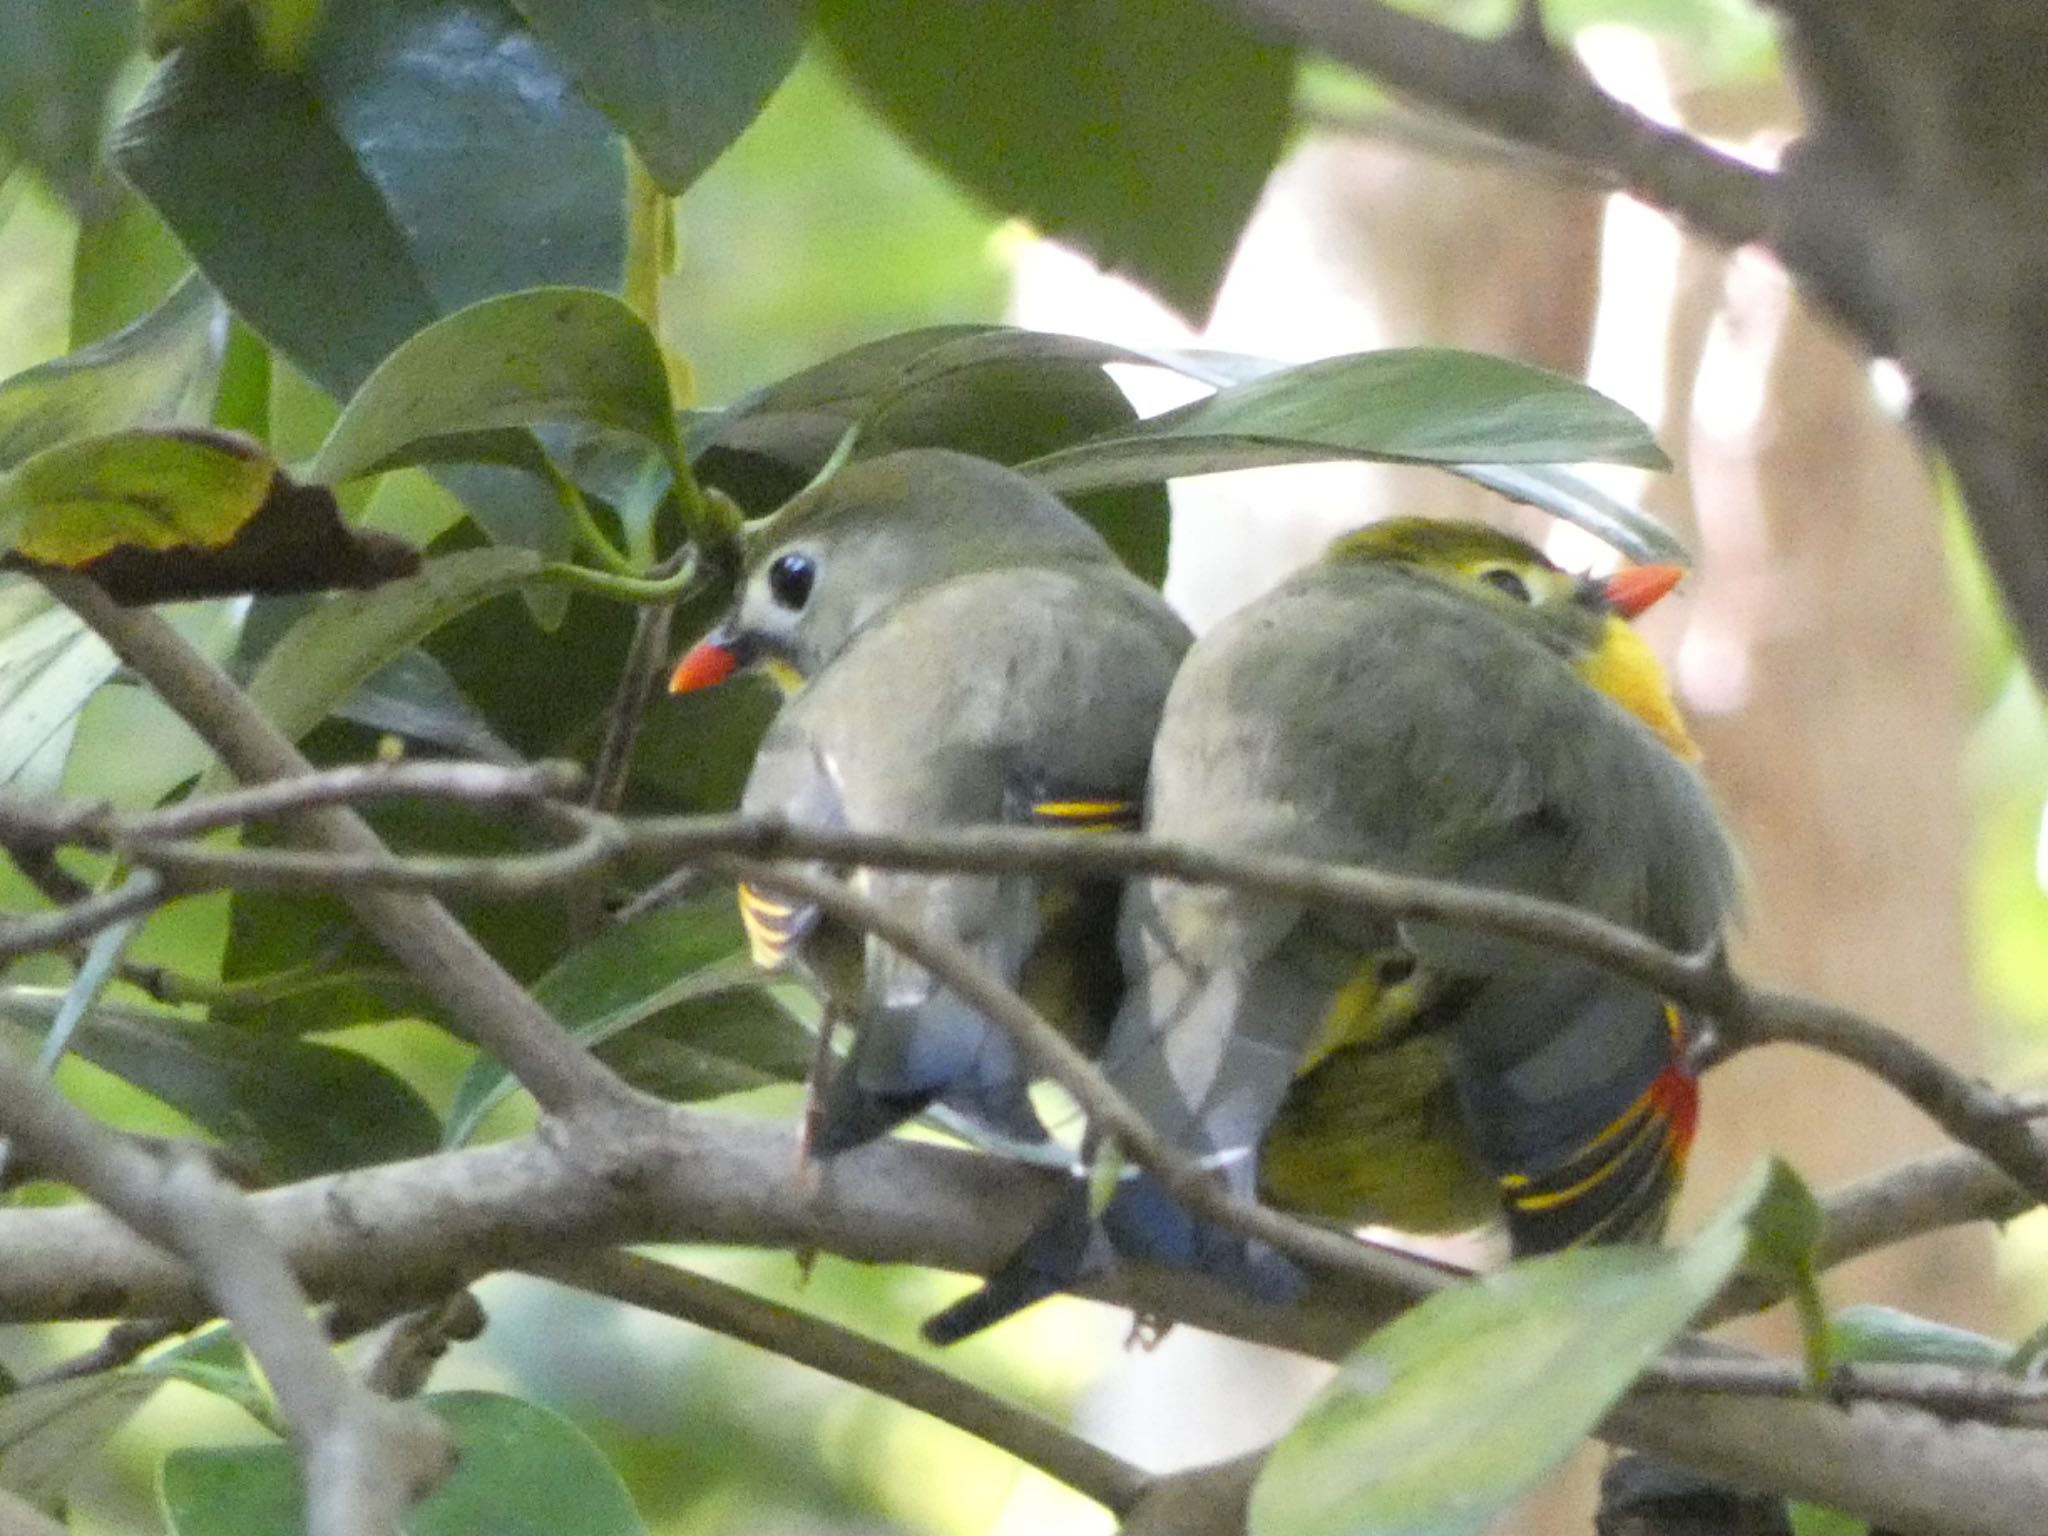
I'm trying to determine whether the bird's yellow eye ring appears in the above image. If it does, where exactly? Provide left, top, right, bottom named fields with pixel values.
left=1476, top=564, right=1533, bottom=603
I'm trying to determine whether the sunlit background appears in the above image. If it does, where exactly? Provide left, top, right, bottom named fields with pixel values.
left=3, top=5, right=2045, bottom=1533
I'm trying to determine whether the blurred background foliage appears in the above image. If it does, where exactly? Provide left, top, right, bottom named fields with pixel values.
left=0, top=0, right=2043, bottom=1533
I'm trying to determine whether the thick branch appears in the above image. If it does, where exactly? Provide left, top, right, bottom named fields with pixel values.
left=0, top=1046, right=450, bottom=1536
left=1213, top=0, right=1778, bottom=248
left=0, top=1107, right=2033, bottom=1535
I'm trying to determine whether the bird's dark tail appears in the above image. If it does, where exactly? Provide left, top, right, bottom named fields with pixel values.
left=920, top=1170, right=1304, bottom=1345
left=921, top=1179, right=1101, bottom=1345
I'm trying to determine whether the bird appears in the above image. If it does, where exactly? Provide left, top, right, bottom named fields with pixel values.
left=668, top=448, right=1191, bottom=1158
left=922, top=515, right=1738, bottom=1344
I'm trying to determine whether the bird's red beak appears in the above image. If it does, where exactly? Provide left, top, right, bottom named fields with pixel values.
left=1600, top=564, right=1685, bottom=619
left=668, top=638, right=742, bottom=693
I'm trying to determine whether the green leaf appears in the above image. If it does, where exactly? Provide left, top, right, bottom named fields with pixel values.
left=0, top=276, right=225, bottom=473
left=0, top=1371, right=162, bottom=1509
left=0, top=429, right=276, bottom=561
left=0, top=427, right=418, bottom=603
left=113, top=0, right=624, bottom=403
left=0, top=2, right=135, bottom=207
left=1444, top=464, right=1689, bottom=566
left=817, top=0, right=1291, bottom=320
left=234, top=546, right=546, bottom=759
left=138, top=1326, right=284, bottom=1437
left=70, top=189, right=196, bottom=349
left=1825, top=1305, right=2011, bottom=1372
left=1248, top=1158, right=1813, bottom=1536
left=0, top=989, right=442, bottom=1182
left=445, top=893, right=794, bottom=1145
left=695, top=325, right=1185, bottom=581
left=160, top=1391, right=647, bottom=1536
left=1024, top=349, right=1671, bottom=496
left=313, top=289, right=686, bottom=487
left=512, top=0, right=806, bottom=193
left=1788, top=1503, right=1872, bottom=1536
left=0, top=590, right=118, bottom=792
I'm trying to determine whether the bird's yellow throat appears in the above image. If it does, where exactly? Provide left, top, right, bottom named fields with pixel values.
left=1576, top=616, right=1699, bottom=761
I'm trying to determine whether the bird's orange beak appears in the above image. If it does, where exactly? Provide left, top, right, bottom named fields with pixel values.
left=1599, top=564, right=1685, bottom=620
left=668, top=636, right=742, bottom=693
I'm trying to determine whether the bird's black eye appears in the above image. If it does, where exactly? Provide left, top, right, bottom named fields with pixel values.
left=1478, top=565, right=1532, bottom=604
left=767, top=552, right=816, bottom=610
left=1374, top=952, right=1418, bottom=987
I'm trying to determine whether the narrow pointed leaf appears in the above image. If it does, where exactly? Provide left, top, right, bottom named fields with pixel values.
left=0, top=990, right=442, bottom=1181
left=1249, top=1158, right=1818, bottom=1536
left=1024, top=349, right=1670, bottom=495
left=512, top=0, right=806, bottom=192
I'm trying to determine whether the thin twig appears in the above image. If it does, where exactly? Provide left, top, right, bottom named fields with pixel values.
left=724, top=856, right=1462, bottom=1304
left=1636, top=1354, right=2048, bottom=1425
left=38, top=572, right=639, bottom=1122
left=529, top=1250, right=1153, bottom=1514
left=129, top=761, right=584, bottom=840
left=0, top=874, right=165, bottom=964
left=34, top=790, right=2046, bottom=1225
left=22, top=1317, right=184, bottom=1386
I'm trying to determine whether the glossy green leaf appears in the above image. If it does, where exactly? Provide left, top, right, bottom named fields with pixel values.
left=0, top=276, right=225, bottom=473
left=235, top=547, right=546, bottom=758
left=313, top=289, right=686, bottom=487
left=0, top=1372, right=161, bottom=1509
left=113, top=0, right=624, bottom=404
left=1024, top=349, right=1670, bottom=496
left=1249, top=1158, right=1815, bottom=1536
left=160, top=1391, right=646, bottom=1536
left=817, top=0, right=1291, bottom=320
left=445, top=892, right=789, bottom=1145
left=0, top=2, right=135, bottom=207
left=512, top=0, right=806, bottom=192
left=0, top=989, right=442, bottom=1182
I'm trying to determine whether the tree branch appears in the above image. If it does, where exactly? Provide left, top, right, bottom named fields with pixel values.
left=20, top=782, right=2042, bottom=1226
left=0, top=1104, right=2032, bottom=1535
left=0, top=1045, right=451, bottom=1536
left=1212, top=0, right=1779, bottom=248
left=35, top=572, right=641, bottom=1122
left=528, top=1249, right=1153, bottom=1514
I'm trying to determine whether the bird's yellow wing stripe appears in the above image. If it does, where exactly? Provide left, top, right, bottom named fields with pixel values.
left=738, top=882, right=804, bottom=969
left=1030, top=798, right=1137, bottom=831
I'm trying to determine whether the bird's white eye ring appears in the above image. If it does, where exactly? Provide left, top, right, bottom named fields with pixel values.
left=1477, top=565, right=1533, bottom=603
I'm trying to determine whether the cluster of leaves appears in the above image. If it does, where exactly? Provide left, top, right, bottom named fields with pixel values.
left=0, top=5, right=1964, bottom=1536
